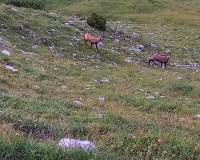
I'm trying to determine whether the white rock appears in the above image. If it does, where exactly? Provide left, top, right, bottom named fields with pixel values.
left=97, top=41, right=104, bottom=47
left=74, top=100, right=83, bottom=105
left=11, top=8, right=18, bottom=12
left=100, top=78, right=109, bottom=83
left=1, top=50, right=10, bottom=56
left=140, top=89, right=144, bottom=92
left=99, top=96, right=105, bottom=100
left=5, top=65, right=18, bottom=72
left=61, top=85, right=67, bottom=88
left=195, top=115, right=200, bottom=118
left=146, top=96, right=155, bottom=100
left=58, top=138, right=98, bottom=154
left=177, top=77, right=183, bottom=79
left=160, top=96, right=165, bottom=98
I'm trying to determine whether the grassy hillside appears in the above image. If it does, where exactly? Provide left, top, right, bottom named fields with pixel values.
left=0, top=0, right=200, bottom=159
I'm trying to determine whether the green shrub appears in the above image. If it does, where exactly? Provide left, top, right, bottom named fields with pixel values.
left=87, top=12, right=106, bottom=31
left=5, top=0, right=44, bottom=10
left=167, top=82, right=195, bottom=95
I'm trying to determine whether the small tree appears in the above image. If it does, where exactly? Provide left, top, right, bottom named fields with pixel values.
left=87, top=12, right=106, bottom=31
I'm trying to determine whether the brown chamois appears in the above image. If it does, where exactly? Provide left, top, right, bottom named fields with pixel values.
left=84, top=33, right=104, bottom=51
left=149, top=52, right=171, bottom=69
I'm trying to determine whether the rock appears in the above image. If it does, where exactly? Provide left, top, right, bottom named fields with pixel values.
left=72, top=54, right=77, bottom=57
left=160, top=96, right=165, bottom=98
left=99, top=96, right=105, bottom=100
left=179, top=118, right=185, bottom=121
left=69, top=42, right=73, bottom=46
left=32, top=45, right=38, bottom=49
left=65, top=23, right=70, bottom=27
left=100, top=78, right=109, bottom=83
left=127, top=85, right=131, bottom=88
left=0, top=37, right=11, bottom=44
left=5, top=65, right=18, bottom=72
left=58, top=138, right=98, bottom=154
left=11, top=8, right=18, bottom=12
left=151, top=43, right=156, bottom=47
left=74, top=100, right=83, bottom=105
left=125, top=57, right=133, bottom=63
left=115, top=51, right=121, bottom=55
left=81, top=68, right=86, bottom=71
left=39, top=61, right=44, bottom=63
left=146, top=96, right=155, bottom=100
left=50, top=13, right=58, bottom=16
left=195, top=115, right=200, bottom=118
left=61, top=85, right=67, bottom=88
left=19, top=49, right=36, bottom=55
left=51, top=29, right=55, bottom=31
left=21, top=36, right=26, bottom=40
left=115, top=39, right=119, bottom=44
left=177, top=77, right=183, bottom=79
left=97, top=41, right=104, bottom=47
left=140, top=89, right=144, bottom=92
left=1, top=50, right=10, bottom=56
left=129, top=46, right=141, bottom=53
left=99, top=113, right=103, bottom=117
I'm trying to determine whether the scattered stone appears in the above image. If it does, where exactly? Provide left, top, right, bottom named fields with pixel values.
left=115, top=39, right=119, bottom=44
left=61, top=85, right=67, bottom=89
left=33, top=34, right=36, bottom=38
left=99, top=113, right=103, bottom=117
left=19, top=49, right=36, bottom=55
left=140, top=89, right=144, bottom=92
left=159, top=78, right=162, bottom=81
left=32, top=45, right=38, bottom=49
left=5, top=65, right=18, bottom=72
left=99, top=96, right=105, bottom=100
left=127, top=85, right=131, bottom=88
left=81, top=68, right=86, bottom=71
left=195, top=115, right=200, bottom=118
left=65, top=23, right=70, bottom=27
left=51, top=29, right=55, bottom=32
left=26, top=58, right=31, bottom=61
left=177, top=77, right=183, bottom=79
left=97, top=41, right=104, bottom=47
left=151, top=43, right=157, bottom=47
left=50, top=13, right=58, bottom=16
left=69, top=42, right=73, bottom=46
left=100, top=78, right=109, bottom=83
left=179, top=118, right=185, bottom=121
left=125, top=57, right=133, bottom=63
left=54, top=68, right=57, bottom=70
left=39, top=61, right=44, bottom=63
left=129, top=46, right=141, bottom=53
left=112, top=62, right=118, bottom=66
left=35, top=85, right=40, bottom=88
left=21, top=36, right=26, bottom=40
left=0, top=37, right=11, bottom=44
left=72, top=37, right=80, bottom=41
left=41, top=67, right=45, bottom=72
left=72, top=54, right=77, bottom=57
left=1, top=50, right=10, bottom=56
left=74, top=100, right=83, bottom=105
left=11, top=8, right=18, bottom=12
left=58, top=138, right=98, bottom=154
left=146, top=96, right=155, bottom=100
left=160, top=96, right=165, bottom=98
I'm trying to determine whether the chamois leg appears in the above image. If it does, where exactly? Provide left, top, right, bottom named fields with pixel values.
left=161, top=63, right=163, bottom=69
left=95, top=44, right=98, bottom=51
left=164, top=63, right=167, bottom=69
left=149, top=59, right=152, bottom=65
left=91, top=43, right=93, bottom=47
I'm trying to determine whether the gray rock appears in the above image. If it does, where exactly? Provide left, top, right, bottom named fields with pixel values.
left=65, top=23, right=70, bottom=27
left=99, top=96, right=105, bottom=100
left=125, top=57, right=133, bottom=63
left=146, top=96, right=155, bottom=100
left=74, top=100, right=83, bottom=105
left=115, top=39, right=119, bottom=44
left=5, top=65, right=18, bottom=72
left=100, top=78, right=109, bottom=83
left=11, top=8, right=18, bottom=12
left=61, top=85, right=67, bottom=88
left=1, top=50, right=10, bottom=56
left=19, top=49, right=36, bottom=55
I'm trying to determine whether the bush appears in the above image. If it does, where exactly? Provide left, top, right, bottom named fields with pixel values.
left=5, top=0, right=44, bottom=10
left=87, top=12, right=106, bottom=31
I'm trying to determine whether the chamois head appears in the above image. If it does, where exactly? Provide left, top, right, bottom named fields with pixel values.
left=100, top=33, right=104, bottom=40
left=166, top=52, right=171, bottom=59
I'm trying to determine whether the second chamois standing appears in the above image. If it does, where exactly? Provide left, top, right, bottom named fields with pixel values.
left=84, top=33, right=104, bottom=51
left=149, top=52, right=171, bottom=69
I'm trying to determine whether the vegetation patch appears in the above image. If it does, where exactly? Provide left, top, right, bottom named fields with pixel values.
left=87, top=12, right=106, bottom=31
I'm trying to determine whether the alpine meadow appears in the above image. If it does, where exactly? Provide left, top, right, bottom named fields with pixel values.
left=0, top=0, right=200, bottom=159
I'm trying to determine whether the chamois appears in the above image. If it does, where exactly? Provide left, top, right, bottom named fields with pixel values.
left=84, top=33, right=104, bottom=51
left=149, top=52, right=171, bottom=69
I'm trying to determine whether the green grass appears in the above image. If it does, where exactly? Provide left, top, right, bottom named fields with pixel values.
left=0, top=0, right=200, bottom=159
